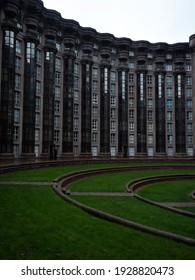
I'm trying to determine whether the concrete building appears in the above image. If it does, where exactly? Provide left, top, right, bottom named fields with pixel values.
left=0, top=0, right=195, bottom=159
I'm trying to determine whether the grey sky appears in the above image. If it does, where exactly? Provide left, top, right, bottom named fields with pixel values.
left=43, top=0, right=195, bottom=44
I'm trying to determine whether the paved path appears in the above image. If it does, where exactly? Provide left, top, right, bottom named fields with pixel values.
left=0, top=181, right=50, bottom=185
left=159, top=202, right=195, bottom=207
left=70, top=192, right=133, bottom=196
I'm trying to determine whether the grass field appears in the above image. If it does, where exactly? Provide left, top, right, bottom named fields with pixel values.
left=0, top=163, right=195, bottom=260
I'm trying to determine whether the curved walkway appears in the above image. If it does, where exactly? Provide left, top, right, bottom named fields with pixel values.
left=1, top=163, right=195, bottom=246
left=52, top=166, right=195, bottom=247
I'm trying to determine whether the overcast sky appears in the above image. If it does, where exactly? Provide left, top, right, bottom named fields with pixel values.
left=43, top=0, right=195, bottom=44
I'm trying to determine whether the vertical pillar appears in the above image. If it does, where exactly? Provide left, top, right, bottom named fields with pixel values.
left=137, top=72, right=147, bottom=153
left=155, top=73, right=166, bottom=153
left=100, top=66, right=110, bottom=154
left=175, top=74, right=186, bottom=153
left=118, top=69, right=128, bottom=156
left=0, top=25, right=18, bottom=157
left=21, top=39, right=38, bottom=156
left=81, top=60, right=93, bottom=155
left=62, top=49, right=76, bottom=155
left=42, top=49, right=56, bottom=158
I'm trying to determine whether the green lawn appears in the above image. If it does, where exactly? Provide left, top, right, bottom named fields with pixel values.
left=1, top=164, right=195, bottom=260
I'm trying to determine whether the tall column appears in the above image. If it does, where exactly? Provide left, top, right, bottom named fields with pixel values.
left=0, top=24, right=18, bottom=157
left=175, top=73, right=186, bottom=154
left=118, top=69, right=128, bottom=156
left=62, top=43, right=76, bottom=156
left=21, top=22, right=39, bottom=157
left=155, top=73, right=166, bottom=153
left=137, top=72, right=147, bottom=153
left=81, top=60, right=93, bottom=155
left=189, top=35, right=195, bottom=157
left=100, top=66, right=111, bottom=154
left=42, top=49, right=56, bottom=158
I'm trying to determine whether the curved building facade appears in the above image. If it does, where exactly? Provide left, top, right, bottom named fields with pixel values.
left=0, top=0, right=195, bottom=159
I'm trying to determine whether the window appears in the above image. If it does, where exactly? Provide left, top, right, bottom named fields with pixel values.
left=166, top=64, right=172, bottom=71
left=111, top=133, right=116, bottom=144
left=55, top=57, right=61, bottom=70
left=14, top=109, right=20, bottom=123
left=186, top=64, right=192, bottom=71
left=16, top=39, right=22, bottom=53
left=187, top=99, right=192, bottom=109
left=92, top=106, right=98, bottom=117
left=111, top=83, right=116, bottom=94
left=167, top=135, right=173, bottom=144
left=36, top=97, right=41, bottom=110
left=54, top=130, right=60, bottom=142
left=147, top=87, right=152, bottom=97
left=186, top=88, right=192, bottom=97
left=187, top=111, right=193, bottom=121
left=187, top=135, right=193, bottom=145
left=37, top=49, right=42, bottom=63
left=74, top=104, right=79, bottom=115
left=26, top=42, right=35, bottom=63
left=147, top=111, right=153, bottom=120
left=111, top=71, right=116, bottom=81
left=55, top=72, right=61, bottom=84
left=167, top=123, right=173, bottom=132
left=54, top=101, right=60, bottom=113
left=55, top=86, right=61, bottom=98
left=92, top=119, right=98, bottom=130
left=15, top=57, right=21, bottom=70
left=148, top=123, right=153, bottom=133
left=56, top=43, right=61, bottom=52
left=93, top=68, right=98, bottom=78
left=166, top=76, right=172, bottom=86
left=129, top=98, right=134, bottom=107
left=75, top=63, right=80, bottom=74
left=129, top=86, right=134, bottom=95
left=35, top=129, right=40, bottom=141
left=147, top=99, right=153, bottom=108
left=111, top=96, right=116, bottom=106
left=129, top=110, right=134, bottom=119
left=129, top=62, right=134, bottom=69
left=35, top=82, right=41, bottom=96
left=35, top=113, right=40, bottom=126
left=13, top=126, right=19, bottom=140
left=92, top=132, right=97, bottom=143
left=15, top=74, right=21, bottom=88
left=92, top=94, right=98, bottom=104
left=15, top=91, right=20, bottom=105
left=111, top=108, right=116, bottom=118
left=186, top=76, right=192, bottom=86
left=5, top=30, right=14, bottom=47
left=54, top=115, right=60, bottom=127
left=129, top=74, right=134, bottom=83
left=111, top=121, right=116, bottom=131
left=74, top=76, right=79, bottom=88
left=129, top=122, right=134, bottom=131
left=187, top=123, right=193, bottom=132
left=167, top=111, right=173, bottom=120
left=167, top=99, right=173, bottom=109
left=166, top=53, right=172, bottom=59
left=129, top=51, right=134, bottom=57
left=36, top=65, right=41, bottom=78
left=147, top=75, right=152, bottom=85
left=129, top=135, right=135, bottom=144
left=148, top=135, right=153, bottom=144
left=167, top=88, right=172, bottom=97
left=92, top=80, right=98, bottom=91
left=73, top=131, right=78, bottom=142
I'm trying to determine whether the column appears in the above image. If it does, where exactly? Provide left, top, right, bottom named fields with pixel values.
left=155, top=73, right=166, bottom=153
left=137, top=72, right=147, bottom=153
left=118, top=69, right=128, bottom=156
left=100, top=66, right=110, bottom=154
left=62, top=48, right=76, bottom=155
left=0, top=24, right=18, bottom=157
